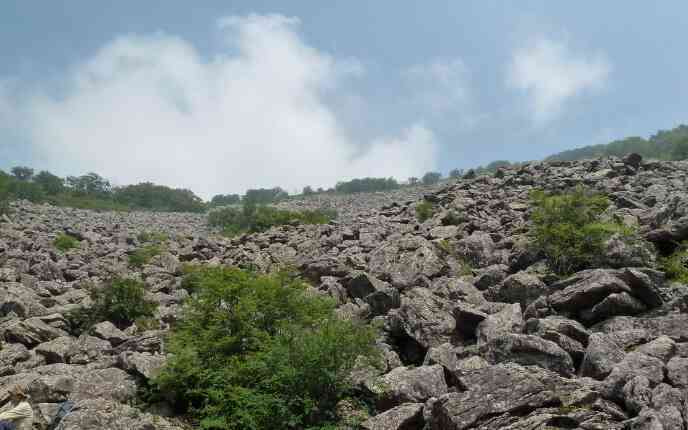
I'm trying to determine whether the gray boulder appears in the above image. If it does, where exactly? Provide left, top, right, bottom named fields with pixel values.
left=666, top=357, right=688, bottom=388
left=487, top=272, right=548, bottom=309
left=361, top=403, right=424, bottom=430
left=476, top=303, right=523, bottom=347
left=374, top=365, right=448, bottom=410
left=429, top=363, right=559, bottom=430
left=484, top=334, right=575, bottom=377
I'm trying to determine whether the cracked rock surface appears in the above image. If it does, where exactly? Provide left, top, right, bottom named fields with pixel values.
left=2, top=155, right=688, bottom=429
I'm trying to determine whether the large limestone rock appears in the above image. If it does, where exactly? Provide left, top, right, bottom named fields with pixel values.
left=361, top=403, right=424, bottom=430
left=374, top=365, right=448, bottom=410
left=428, top=363, right=559, bottom=430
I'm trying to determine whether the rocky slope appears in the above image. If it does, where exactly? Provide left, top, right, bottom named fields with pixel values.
left=2, top=155, right=688, bottom=429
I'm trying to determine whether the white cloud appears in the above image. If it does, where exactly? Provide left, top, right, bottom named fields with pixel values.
left=507, top=37, right=611, bottom=123
left=404, top=58, right=469, bottom=112
left=0, top=14, right=438, bottom=198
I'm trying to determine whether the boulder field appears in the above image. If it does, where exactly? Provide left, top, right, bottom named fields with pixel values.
left=1, top=155, right=688, bottom=429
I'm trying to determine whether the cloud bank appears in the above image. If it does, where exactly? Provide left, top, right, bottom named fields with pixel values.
left=507, top=36, right=611, bottom=123
left=404, top=58, right=470, bottom=113
left=1, top=14, right=438, bottom=197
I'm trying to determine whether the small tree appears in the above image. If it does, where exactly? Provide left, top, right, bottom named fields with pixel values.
left=34, top=171, right=65, bottom=195
left=449, top=168, right=464, bottom=179
left=416, top=201, right=435, bottom=222
left=67, top=278, right=157, bottom=332
left=153, top=267, right=379, bottom=429
left=302, top=185, right=314, bottom=195
left=66, top=172, right=112, bottom=196
left=11, top=166, right=34, bottom=181
left=422, top=171, right=442, bottom=185
left=408, top=177, right=419, bottom=186
left=530, top=186, right=635, bottom=274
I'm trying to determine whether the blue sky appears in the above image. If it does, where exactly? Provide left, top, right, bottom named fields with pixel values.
left=1, top=1, right=687, bottom=196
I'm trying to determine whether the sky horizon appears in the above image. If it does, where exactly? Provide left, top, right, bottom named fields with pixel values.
left=2, top=2, right=687, bottom=197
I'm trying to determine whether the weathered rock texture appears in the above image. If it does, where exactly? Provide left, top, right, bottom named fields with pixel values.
left=2, top=155, right=688, bottom=429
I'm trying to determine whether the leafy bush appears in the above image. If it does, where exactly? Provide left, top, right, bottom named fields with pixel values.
left=547, top=123, right=688, bottom=162
left=660, top=244, right=688, bottom=284
left=335, top=177, right=399, bottom=194
left=7, top=180, right=45, bottom=202
left=449, top=168, right=464, bottom=179
left=416, top=201, right=435, bottom=222
left=129, top=244, right=163, bottom=268
left=210, top=194, right=241, bottom=207
left=243, top=187, right=289, bottom=205
left=529, top=186, right=635, bottom=274
left=54, top=233, right=80, bottom=252
left=208, top=204, right=336, bottom=236
left=114, top=182, right=206, bottom=212
left=421, top=172, right=442, bottom=185
left=137, top=231, right=169, bottom=243
left=34, top=171, right=65, bottom=195
left=152, top=267, right=379, bottom=430
left=67, top=278, right=157, bottom=333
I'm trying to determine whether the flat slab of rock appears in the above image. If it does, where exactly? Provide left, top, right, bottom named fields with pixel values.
left=429, top=363, right=559, bottom=430
left=361, top=403, right=424, bottom=430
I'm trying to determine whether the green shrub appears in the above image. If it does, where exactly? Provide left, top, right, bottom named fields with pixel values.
left=529, top=186, right=635, bottom=274
left=416, top=201, right=435, bottom=222
left=53, top=233, right=80, bottom=252
left=129, top=244, right=163, bottom=268
left=152, top=267, right=379, bottom=430
left=661, top=244, right=688, bottom=284
left=137, top=231, right=169, bottom=243
left=67, top=278, right=157, bottom=333
left=208, top=204, right=336, bottom=237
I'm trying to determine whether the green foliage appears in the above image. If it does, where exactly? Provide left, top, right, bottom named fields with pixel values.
left=421, top=171, right=442, bottom=185
left=10, top=166, right=34, bottom=181
left=449, top=168, right=464, bottom=179
left=115, top=182, right=206, bottom=212
left=34, top=171, right=65, bottom=195
left=7, top=180, right=45, bottom=202
left=243, top=188, right=289, bottom=205
left=529, top=186, right=635, bottom=274
left=416, top=201, right=435, bottom=222
left=53, top=233, right=80, bottom=252
left=66, top=172, right=112, bottom=197
left=46, top=193, right=130, bottom=211
left=151, top=267, right=379, bottom=430
left=660, top=244, right=688, bottom=284
left=210, top=194, right=241, bottom=207
left=208, top=204, right=336, bottom=236
left=302, top=186, right=315, bottom=196
left=0, top=166, right=206, bottom=212
left=137, top=230, right=169, bottom=244
left=547, top=124, right=688, bottom=161
left=335, top=177, right=399, bottom=194
left=67, top=278, right=157, bottom=333
left=129, top=244, right=163, bottom=268
left=441, top=210, right=465, bottom=226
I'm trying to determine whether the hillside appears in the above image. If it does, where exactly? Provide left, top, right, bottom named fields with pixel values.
left=546, top=124, right=688, bottom=162
left=1, top=155, right=688, bottom=429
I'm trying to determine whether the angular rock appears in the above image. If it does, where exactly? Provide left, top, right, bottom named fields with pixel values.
left=666, top=357, right=688, bottom=388
left=374, top=365, right=448, bottom=410
left=92, top=321, right=130, bottom=346
left=580, top=333, right=626, bottom=380
left=361, top=403, right=424, bottom=430
left=484, top=334, right=575, bottom=377
left=602, top=352, right=665, bottom=401
left=488, top=272, right=548, bottom=309
left=429, top=363, right=559, bottom=430
left=476, top=303, right=523, bottom=347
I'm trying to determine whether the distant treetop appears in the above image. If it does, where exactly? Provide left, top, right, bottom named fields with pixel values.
left=546, top=124, right=688, bottom=162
